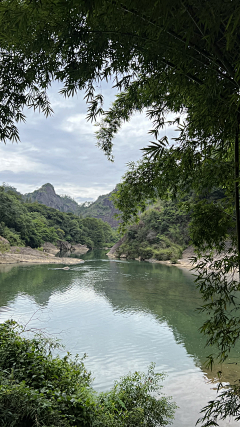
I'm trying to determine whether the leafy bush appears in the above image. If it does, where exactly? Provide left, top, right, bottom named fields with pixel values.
left=0, top=222, right=24, bottom=246
left=95, top=365, right=176, bottom=427
left=138, top=246, right=155, bottom=259
left=154, top=249, right=173, bottom=261
left=0, top=241, right=10, bottom=253
left=0, top=321, right=176, bottom=427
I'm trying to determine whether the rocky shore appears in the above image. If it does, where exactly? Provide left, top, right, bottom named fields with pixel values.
left=0, top=238, right=86, bottom=265
left=107, top=243, right=195, bottom=268
left=108, top=244, right=239, bottom=280
left=0, top=246, right=84, bottom=265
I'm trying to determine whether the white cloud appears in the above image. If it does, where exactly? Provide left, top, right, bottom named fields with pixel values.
left=0, top=81, right=182, bottom=202
left=0, top=149, right=46, bottom=173
left=60, top=114, right=97, bottom=134
left=13, top=182, right=42, bottom=194
left=55, top=184, right=114, bottom=202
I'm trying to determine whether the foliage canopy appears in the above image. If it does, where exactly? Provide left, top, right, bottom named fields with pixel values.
left=0, top=0, right=240, bottom=147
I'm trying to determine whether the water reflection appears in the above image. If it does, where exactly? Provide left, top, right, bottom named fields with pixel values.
left=0, top=251, right=239, bottom=426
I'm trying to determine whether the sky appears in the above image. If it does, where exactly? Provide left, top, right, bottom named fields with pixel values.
left=0, top=81, right=177, bottom=203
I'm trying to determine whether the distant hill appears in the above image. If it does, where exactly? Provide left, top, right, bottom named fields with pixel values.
left=0, top=186, right=117, bottom=249
left=24, top=183, right=79, bottom=214
left=2, top=183, right=22, bottom=198
left=77, top=190, right=120, bottom=228
left=2, top=182, right=120, bottom=227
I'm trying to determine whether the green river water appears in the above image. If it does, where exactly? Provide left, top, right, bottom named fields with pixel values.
left=0, top=250, right=239, bottom=426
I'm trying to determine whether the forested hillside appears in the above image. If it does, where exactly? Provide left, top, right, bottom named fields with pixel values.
left=114, top=200, right=190, bottom=262
left=112, top=187, right=227, bottom=262
left=0, top=186, right=117, bottom=249
left=77, top=189, right=120, bottom=227
left=3, top=183, right=120, bottom=227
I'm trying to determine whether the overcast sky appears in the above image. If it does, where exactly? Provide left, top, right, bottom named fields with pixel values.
left=0, top=81, right=177, bottom=203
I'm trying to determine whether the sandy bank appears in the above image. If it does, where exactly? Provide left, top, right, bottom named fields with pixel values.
left=0, top=246, right=84, bottom=265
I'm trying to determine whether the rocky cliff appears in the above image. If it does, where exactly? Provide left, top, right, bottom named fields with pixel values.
left=24, top=183, right=79, bottom=213
left=77, top=190, right=120, bottom=228
left=5, top=182, right=120, bottom=227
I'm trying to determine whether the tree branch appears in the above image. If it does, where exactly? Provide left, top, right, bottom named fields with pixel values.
left=180, top=0, right=239, bottom=87
left=112, top=0, right=238, bottom=87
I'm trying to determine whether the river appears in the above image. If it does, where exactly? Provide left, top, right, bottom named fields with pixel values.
left=0, top=250, right=239, bottom=426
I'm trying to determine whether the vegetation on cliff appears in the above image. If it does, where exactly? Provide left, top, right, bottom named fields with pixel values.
left=77, top=189, right=120, bottom=228
left=0, top=320, right=176, bottom=427
left=113, top=188, right=227, bottom=262
left=0, top=187, right=117, bottom=249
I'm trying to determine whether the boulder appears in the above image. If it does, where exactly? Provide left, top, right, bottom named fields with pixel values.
left=42, top=242, right=59, bottom=255
left=71, top=244, right=89, bottom=254
left=56, top=240, right=72, bottom=252
left=0, top=236, right=10, bottom=245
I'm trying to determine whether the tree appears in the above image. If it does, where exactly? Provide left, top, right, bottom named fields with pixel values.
left=1, top=0, right=240, bottom=424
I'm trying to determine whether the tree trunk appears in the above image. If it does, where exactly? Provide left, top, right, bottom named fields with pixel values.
left=235, top=114, right=240, bottom=276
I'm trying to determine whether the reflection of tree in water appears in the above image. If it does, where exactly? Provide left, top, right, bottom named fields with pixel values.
left=0, top=256, right=239, bottom=383
left=0, top=264, right=76, bottom=307
left=85, top=259, right=240, bottom=384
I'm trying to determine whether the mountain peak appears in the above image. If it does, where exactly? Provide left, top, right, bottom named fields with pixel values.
left=41, top=183, right=56, bottom=194
left=42, top=183, right=54, bottom=189
left=25, top=183, right=78, bottom=213
left=24, top=184, right=120, bottom=227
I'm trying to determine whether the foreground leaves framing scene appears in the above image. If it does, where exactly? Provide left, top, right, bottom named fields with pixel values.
left=1, top=0, right=240, bottom=424
left=0, top=321, right=176, bottom=427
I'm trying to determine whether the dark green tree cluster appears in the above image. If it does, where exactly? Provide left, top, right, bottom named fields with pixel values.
left=0, top=320, right=176, bottom=427
left=116, top=201, right=189, bottom=262
left=0, top=187, right=116, bottom=249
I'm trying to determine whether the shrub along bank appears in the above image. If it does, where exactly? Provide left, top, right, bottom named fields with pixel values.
left=0, top=321, right=176, bottom=427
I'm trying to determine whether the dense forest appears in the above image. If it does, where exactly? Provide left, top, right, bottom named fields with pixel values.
left=3, top=182, right=120, bottom=228
left=0, top=186, right=117, bottom=249
left=114, top=187, right=227, bottom=262
left=115, top=200, right=190, bottom=262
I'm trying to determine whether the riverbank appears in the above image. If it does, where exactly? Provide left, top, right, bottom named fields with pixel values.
left=108, top=245, right=239, bottom=279
left=0, top=246, right=84, bottom=265
left=107, top=246, right=195, bottom=268
left=147, top=246, right=196, bottom=269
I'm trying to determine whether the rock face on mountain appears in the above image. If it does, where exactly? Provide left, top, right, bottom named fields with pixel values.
left=77, top=190, right=120, bottom=228
left=23, top=183, right=120, bottom=227
left=25, top=183, right=79, bottom=213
